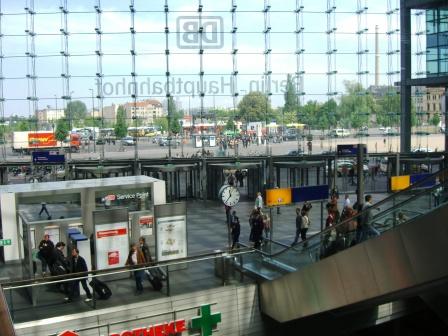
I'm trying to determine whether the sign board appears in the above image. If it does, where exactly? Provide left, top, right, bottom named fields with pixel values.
left=0, top=239, right=11, bottom=246
left=266, top=188, right=292, bottom=207
left=32, top=151, right=65, bottom=164
left=94, top=209, right=130, bottom=271
left=337, top=144, right=367, bottom=156
left=391, top=173, right=436, bottom=191
left=156, top=215, right=187, bottom=262
left=28, top=132, right=57, bottom=147
left=139, top=215, right=154, bottom=236
left=292, top=185, right=329, bottom=203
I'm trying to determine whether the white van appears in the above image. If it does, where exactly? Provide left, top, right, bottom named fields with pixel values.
left=329, top=128, right=350, bottom=137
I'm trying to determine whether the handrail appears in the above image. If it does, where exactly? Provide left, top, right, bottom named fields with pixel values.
left=1, top=248, right=254, bottom=290
left=261, top=167, right=447, bottom=258
left=0, top=285, right=15, bottom=335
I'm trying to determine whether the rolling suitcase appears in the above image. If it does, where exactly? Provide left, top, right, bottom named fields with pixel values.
left=89, top=278, right=112, bottom=300
left=145, top=269, right=163, bottom=291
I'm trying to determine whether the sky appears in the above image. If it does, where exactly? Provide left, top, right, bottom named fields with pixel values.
left=0, top=0, right=422, bottom=119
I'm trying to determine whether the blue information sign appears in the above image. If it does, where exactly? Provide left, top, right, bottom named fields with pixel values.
left=292, top=185, right=329, bottom=203
left=337, top=144, right=367, bottom=156
left=32, top=151, right=65, bottom=164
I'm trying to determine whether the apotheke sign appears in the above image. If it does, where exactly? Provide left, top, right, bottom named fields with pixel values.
left=58, top=304, right=221, bottom=336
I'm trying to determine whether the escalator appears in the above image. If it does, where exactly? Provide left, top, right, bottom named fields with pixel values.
left=236, top=168, right=448, bottom=323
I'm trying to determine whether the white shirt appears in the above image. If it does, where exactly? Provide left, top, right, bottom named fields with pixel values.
left=131, top=251, right=137, bottom=265
left=344, top=198, right=351, bottom=208
left=255, top=195, right=263, bottom=209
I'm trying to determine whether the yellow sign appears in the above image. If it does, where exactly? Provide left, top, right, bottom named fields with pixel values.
left=391, top=175, right=410, bottom=192
left=266, top=188, right=292, bottom=207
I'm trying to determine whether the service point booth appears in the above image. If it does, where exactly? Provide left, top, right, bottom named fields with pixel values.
left=0, top=176, right=189, bottom=304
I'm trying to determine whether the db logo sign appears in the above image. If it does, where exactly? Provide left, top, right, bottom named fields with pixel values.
left=176, top=16, right=224, bottom=49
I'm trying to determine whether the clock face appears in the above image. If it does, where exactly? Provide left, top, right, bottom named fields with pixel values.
left=221, top=186, right=240, bottom=207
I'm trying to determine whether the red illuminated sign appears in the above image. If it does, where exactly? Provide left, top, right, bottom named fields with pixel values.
left=28, top=132, right=57, bottom=147
left=108, top=251, right=119, bottom=266
left=96, top=228, right=127, bottom=239
left=109, top=319, right=186, bottom=336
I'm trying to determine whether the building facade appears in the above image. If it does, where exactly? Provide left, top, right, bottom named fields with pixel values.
left=102, top=104, right=119, bottom=125
left=123, top=99, right=164, bottom=125
left=426, top=7, right=448, bottom=77
left=35, top=108, right=65, bottom=123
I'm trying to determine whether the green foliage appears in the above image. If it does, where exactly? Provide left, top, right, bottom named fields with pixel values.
left=338, top=81, right=373, bottom=128
left=430, top=113, right=441, bottom=127
left=114, top=105, right=128, bottom=138
left=154, top=117, right=168, bottom=133
left=17, top=120, right=30, bottom=131
left=167, top=96, right=183, bottom=134
left=283, top=111, right=297, bottom=125
left=225, top=118, right=234, bottom=130
left=283, top=74, right=299, bottom=113
left=237, top=91, right=273, bottom=122
left=84, top=116, right=102, bottom=128
left=65, top=100, right=87, bottom=124
left=55, top=118, right=70, bottom=142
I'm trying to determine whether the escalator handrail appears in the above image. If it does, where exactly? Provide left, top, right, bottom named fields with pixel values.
left=261, top=167, right=448, bottom=258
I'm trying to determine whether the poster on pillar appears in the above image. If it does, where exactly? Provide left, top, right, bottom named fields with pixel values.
left=95, top=222, right=129, bottom=270
left=156, top=215, right=187, bottom=262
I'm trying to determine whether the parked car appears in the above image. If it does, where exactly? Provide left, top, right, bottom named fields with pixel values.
left=383, top=127, right=399, bottom=136
left=411, top=147, right=434, bottom=153
left=283, top=130, right=298, bottom=141
left=355, top=129, right=369, bottom=137
left=328, top=128, right=350, bottom=137
left=95, top=138, right=106, bottom=145
left=287, top=149, right=304, bottom=156
left=121, top=136, right=135, bottom=146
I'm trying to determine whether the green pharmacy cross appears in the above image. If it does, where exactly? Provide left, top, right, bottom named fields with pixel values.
left=190, top=304, right=222, bottom=336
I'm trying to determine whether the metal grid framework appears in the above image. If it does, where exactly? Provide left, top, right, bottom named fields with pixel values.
left=0, top=1, right=407, bottom=157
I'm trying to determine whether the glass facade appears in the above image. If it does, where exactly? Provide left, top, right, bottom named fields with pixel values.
left=426, top=7, right=448, bottom=76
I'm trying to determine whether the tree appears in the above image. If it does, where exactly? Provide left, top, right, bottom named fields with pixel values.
left=225, top=118, right=234, bottom=130
left=338, top=81, right=375, bottom=128
left=430, top=113, right=441, bottom=127
left=84, top=116, right=102, bottom=128
left=65, top=100, right=87, bottom=125
left=154, top=117, right=168, bottom=133
left=55, top=118, right=70, bottom=142
left=238, top=91, right=273, bottom=122
left=283, top=74, right=299, bottom=113
left=114, top=105, right=128, bottom=138
left=167, top=96, right=183, bottom=134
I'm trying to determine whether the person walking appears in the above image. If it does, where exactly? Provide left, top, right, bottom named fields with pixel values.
left=358, top=194, right=380, bottom=242
left=252, top=210, right=264, bottom=249
left=126, top=244, right=146, bottom=295
left=291, top=207, right=303, bottom=246
left=39, top=202, right=50, bottom=217
left=300, top=208, right=310, bottom=248
left=139, top=237, right=152, bottom=263
left=38, top=234, right=54, bottom=276
left=230, top=211, right=240, bottom=249
left=65, top=248, right=92, bottom=302
left=51, top=242, right=69, bottom=294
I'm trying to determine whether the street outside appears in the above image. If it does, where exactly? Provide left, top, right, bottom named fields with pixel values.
left=1, top=128, right=445, bottom=163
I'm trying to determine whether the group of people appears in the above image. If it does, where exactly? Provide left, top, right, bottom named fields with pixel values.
left=321, top=193, right=382, bottom=257
left=37, top=234, right=92, bottom=302
left=291, top=202, right=312, bottom=247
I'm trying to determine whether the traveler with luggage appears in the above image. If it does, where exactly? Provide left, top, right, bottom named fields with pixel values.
left=126, top=243, right=146, bottom=294
left=65, top=248, right=93, bottom=303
